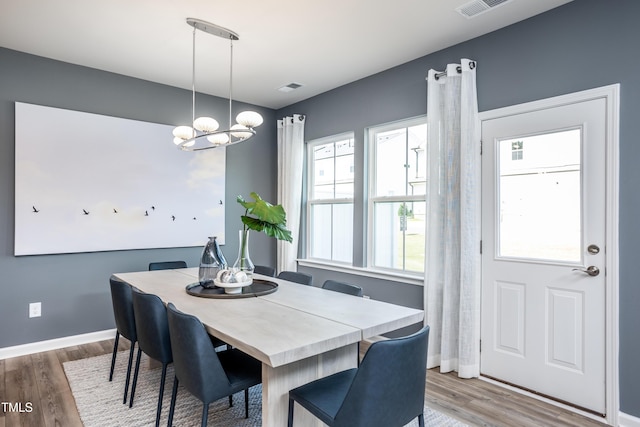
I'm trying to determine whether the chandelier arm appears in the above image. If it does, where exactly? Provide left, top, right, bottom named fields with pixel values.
left=177, top=128, right=257, bottom=151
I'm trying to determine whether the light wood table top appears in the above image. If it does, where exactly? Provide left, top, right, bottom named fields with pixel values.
left=113, top=268, right=365, bottom=367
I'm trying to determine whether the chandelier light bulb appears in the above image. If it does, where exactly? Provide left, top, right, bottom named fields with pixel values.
left=207, top=133, right=230, bottom=145
left=236, top=111, right=263, bottom=128
left=193, top=116, right=220, bottom=133
left=173, top=125, right=194, bottom=140
left=230, top=123, right=252, bottom=139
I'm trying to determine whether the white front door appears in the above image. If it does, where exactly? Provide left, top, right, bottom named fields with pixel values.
left=480, top=95, right=608, bottom=414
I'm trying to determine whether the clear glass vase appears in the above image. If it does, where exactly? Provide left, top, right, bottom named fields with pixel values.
left=233, top=229, right=255, bottom=276
left=199, top=236, right=227, bottom=289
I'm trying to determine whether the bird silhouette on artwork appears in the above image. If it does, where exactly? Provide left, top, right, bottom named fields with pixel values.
left=83, top=209, right=90, bottom=215
left=32, top=206, right=39, bottom=213
left=219, top=200, right=223, bottom=205
left=151, top=206, right=155, bottom=211
left=193, top=217, right=196, bottom=220
left=171, top=215, right=176, bottom=221
left=113, top=208, right=118, bottom=213
left=145, top=210, right=149, bottom=216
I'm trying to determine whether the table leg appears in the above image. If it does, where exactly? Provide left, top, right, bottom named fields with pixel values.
left=262, top=343, right=358, bottom=426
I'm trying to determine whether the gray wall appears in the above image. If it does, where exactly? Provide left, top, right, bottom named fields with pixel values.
left=0, top=47, right=277, bottom=348
left=278, top=0, right=640, bottom=417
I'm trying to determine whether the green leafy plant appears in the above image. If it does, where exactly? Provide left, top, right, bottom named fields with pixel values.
left=237, top=192, right=293, bottom=243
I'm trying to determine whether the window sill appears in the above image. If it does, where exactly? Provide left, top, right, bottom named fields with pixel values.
left=297, top=259, right=424, bottom=287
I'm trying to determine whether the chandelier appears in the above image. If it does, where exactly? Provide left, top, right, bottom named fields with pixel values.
left=173, top=18, right=263, bottom=151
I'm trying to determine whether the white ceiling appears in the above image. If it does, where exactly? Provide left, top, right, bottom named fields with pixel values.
left=0, top=0, right=572, bottom=109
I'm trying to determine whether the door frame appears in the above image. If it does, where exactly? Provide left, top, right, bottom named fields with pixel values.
left=478, top=84, right=619, bottom=426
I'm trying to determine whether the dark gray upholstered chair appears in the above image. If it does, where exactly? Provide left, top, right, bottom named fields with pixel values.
left=287, top=326, right=430, bottom=427
left=129, top=288, right=173, bottom=426
left=322, top=280, right=363, bottom=297
left=148, top=260, right=187, bottom=271
left=108, top=277, right=138, bottom=404
left=253, top=265, right=276, bottom=277
left=166, top=303, right=262, bottom=427
left=277, top=271, right=313, bottom=286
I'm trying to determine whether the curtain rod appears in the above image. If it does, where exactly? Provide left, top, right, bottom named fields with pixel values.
left=433, top=61, right=476, bottom=80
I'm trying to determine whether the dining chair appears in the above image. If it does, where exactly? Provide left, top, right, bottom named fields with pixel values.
left=166, top=303, right=262, bottom=426
left=108, top=277, right=138, bottom=404
left=277, top=270, right=313, bottom=286
left=287, top=325, right=430, bottom=427
left=253, top=265, right=276, bottom=277
left=148, top=260, right=187, bottom=271
left=322, top=280, right=363, bottom=297
left=129, top=288, right=172, bottom=427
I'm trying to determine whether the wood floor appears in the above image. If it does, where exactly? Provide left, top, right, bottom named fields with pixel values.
left=0, top=339, right=609, bottom=427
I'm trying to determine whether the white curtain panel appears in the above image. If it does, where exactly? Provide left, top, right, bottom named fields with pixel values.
left=276, top=114, right=306, bottom=273
left=424, top=59, right=481, bottom=378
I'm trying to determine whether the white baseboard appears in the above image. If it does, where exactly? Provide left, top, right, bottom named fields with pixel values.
left=0, top=329, right=116, bottom=360
left=620, top=412, right=640, bottom=427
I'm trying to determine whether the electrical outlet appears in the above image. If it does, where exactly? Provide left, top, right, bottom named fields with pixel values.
left=29, top=302, right=41, bottom=318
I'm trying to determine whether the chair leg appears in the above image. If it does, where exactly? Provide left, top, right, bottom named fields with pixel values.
left=155, top=363, right=168, bottom=427
left=287, top=397, right=294, bottom=427
left=244, top=388, right=249, bottom=418
left=229, top=394, right=233, bottom=407
left=123, top=342, right=136, bottom=404
left=129, top=348, right=143, bottom=407
left=109, top=332, right=120, bottom=381
left=418, top=413, right=425, bottom=427
left=201, top=403, right=209, bottom=427
left=168, top=376, right=179, bottom=427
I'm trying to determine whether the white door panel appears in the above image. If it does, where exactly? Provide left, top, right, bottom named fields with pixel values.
left=481, top=98, right=606, bottom=414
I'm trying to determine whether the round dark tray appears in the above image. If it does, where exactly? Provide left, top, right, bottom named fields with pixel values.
left=185, top=279, right=278, bottom=299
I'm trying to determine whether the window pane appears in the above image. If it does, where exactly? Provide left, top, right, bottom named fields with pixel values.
left=375, top=129, right=407, bottom=197
left=374, top=124, right=427, bottom=197
left=407, top=124, right=427, bottom=196
left=309, top=203, right=353, bottom=263
left=313, top=156, right=334, bottom=199
left=310, top=204, right=331, bottom=259
left=332, top=204, right=353, bottom=263
left=373, top=201, right=425, bottom=272
left=311, top=139, right=353, bottom=200
left=498, top=129, right=581, bottom=262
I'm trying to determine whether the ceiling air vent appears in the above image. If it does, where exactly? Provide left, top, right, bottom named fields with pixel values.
left=277, top=82, right=304, bottom=93
left=456, top=0, right=513, bottom=18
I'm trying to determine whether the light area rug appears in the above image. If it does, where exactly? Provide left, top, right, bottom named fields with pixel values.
left=63, top=351, right=469, bottom=426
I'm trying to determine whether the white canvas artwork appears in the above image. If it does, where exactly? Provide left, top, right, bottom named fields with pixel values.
left=14, top=102, right=226, bottom=256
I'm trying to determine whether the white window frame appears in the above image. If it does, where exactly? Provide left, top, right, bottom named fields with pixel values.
left=367, top=116, right=427, bottom=275
left=306, top=132, right=355, bottom=264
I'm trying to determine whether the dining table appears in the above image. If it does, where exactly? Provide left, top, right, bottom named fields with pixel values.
left=112, top=267, right=424, bottom=426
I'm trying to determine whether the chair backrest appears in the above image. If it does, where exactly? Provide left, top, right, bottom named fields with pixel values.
left=277, top=271, right=313, bottom=286
left=166, top=303, right=231, bottom=402
left=109, top=277, right=137, bottom=342
left=253, top=265, right=276, bottom=277
left=322, top=280, right=363, bottom=297
left=334, top=326, right=430, bottom=427
left=132, top=288, right=172, bottom=364
left=148, top=260, right=187, bottom=271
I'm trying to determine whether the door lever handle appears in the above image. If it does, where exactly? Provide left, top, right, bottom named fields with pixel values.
left=572, top=266, right=600, bottom=277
